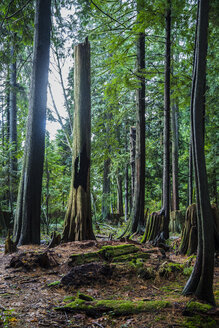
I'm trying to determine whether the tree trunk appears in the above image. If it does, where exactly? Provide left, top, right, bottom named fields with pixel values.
left=182, top=0, right=215, bottom=305
left=131, top=0, right=146, bottom=234
left=116, top=172, right=123, bottom=216
left=13, top=0, right=51, bottom=245
left=102, top=158, right=111, bottom=220
left=171, top=101, right=179, bottom=211
left=9, top=45, right=17, bottom=212
left=62, top=38, right=95, bottom=242
left=130, top=126, right=136, bottom=203
left=162, top=0, right=171, bottom=239
left=188, top=137, right=193, bottom=205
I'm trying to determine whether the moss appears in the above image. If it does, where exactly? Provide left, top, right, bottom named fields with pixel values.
left=112, top=251, right=150, bottom=263
left=47, top=280, right=61, bottom=287
left=214, top=289, right=219, bottom=301
left=63, top=296, right=75, bottom=302
left=183, top=267, right=193, bottom=276
left=69, top=251, right=102, bottom=266
left=186, top=301, right=213, bottom=313
left=183, top=315, right=217, bottom=328
left=56, top=298, right=170, bottom=316
left=100, top=244, right=139, bottom=260
left=77, top=292, right=94, bottom=301
left=158, top=262, right=183, bottom=277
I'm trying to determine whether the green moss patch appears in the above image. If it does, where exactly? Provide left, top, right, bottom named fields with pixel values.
left=185, top=301, right=213, bottom=313
left=101, top=244, right=139, bottom=260
left=56, top=297, right=170, bottom=317
left=69, top=251, right=103, bottom=266
left=47, top=280, right=61, bottom=287
left=112, top=251, right=150, bottom=263
left=183, top=315, right=217, bottom=328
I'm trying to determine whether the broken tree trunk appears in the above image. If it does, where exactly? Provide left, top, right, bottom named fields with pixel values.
left=179, top=204, right=197, bottom=256
left=169, top=210, right=185, bottom=234
left=141, top=212, right=164, bottom=244
left=62, top=38, right=95, bottom=241
left=180, top=203, right=219, bottom=255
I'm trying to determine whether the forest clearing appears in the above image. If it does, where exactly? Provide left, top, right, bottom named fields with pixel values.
left=0, top=231, right=219, bottom=328
left=0, top=0, right=219, bottom=327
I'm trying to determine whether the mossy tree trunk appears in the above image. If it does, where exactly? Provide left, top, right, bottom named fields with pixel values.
left=182, top=0, right=215, bottom=305
left=62, top=38, right=95, bottom=242
left=13, top=0, right=51, bottom=245
left=142, top=212, right=164, bottom=244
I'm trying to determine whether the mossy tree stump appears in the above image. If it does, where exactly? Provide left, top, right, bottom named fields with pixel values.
left=179, top=204, right=197, bottom=255
left=141, top=212, right=164, bottom=244
left=179, top=204, right=219, bottom=255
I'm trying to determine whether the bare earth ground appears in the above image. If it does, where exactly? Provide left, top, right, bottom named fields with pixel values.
left=0, top=238, right=218, bottom=328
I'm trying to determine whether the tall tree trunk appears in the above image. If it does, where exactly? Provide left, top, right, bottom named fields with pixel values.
left=131, top=0, right=146, bottom=234
left=188, top=137, right=193, bottom=205
left=116, top=172, right=123, bottom=216
left=162, top=0, right=171, bottom=239
left=171, top=101, right=179, bottom=211
left=9, top=45, right=17, bottom=212
left=125, top=129, right=129, bottom=221
left=102, top=158, right=111, bottom=220
left=62, top=38, right=95, bottom=242
left=130, top=126, right=136, bottom=203
left=13, top=0, right=51, bottom=245
left=182, top=0, right=215, bottom=305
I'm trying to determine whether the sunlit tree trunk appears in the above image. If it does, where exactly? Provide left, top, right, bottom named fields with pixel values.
left=13, top=0, right=51, bottom=245
left=62, top=38, right=95, bottom=242
left=182, top=0, right=215, bottom=305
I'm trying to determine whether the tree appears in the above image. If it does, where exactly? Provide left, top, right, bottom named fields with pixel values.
left=130, top=0, right=146, bottom=234
left=9, top=44, right=17, bottom=212
left=13, top=0, right=51, bottom=245
left=182, top=0, right=215, bottom=305
left=171, top=100, right=179, bottom=211
left=161, top=0, right=171, bottom=240
left=62, top=38, right=95, bottom=242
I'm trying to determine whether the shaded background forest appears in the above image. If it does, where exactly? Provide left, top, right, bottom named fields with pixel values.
left=0, top=0, right=218, bottom=234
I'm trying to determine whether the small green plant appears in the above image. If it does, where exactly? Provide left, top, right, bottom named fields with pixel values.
left=0, top=309, right=17, bottom=328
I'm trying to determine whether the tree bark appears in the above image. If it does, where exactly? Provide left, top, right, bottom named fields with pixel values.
left=116, top=172, right=123, bottom=216
left=130, top=126, right=136, bottom=203
left=62, top=38, right=95, bottom=242
left=182, top=0, right=215, bottom=305
left=13, top=0, right=51, bottom=245
left=102, top=158, right=111, bottom=220
left=171, top=101, right=179, bottom=211
left=9, top=45, right=17, bottom=212
left=131, top=0, right=146, bottom=234
left=188, top=137, right=193, bottom=205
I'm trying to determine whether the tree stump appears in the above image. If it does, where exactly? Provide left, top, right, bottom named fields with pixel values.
left=179, top=203, right=219, bottom=255
left=179, top=204, right=197, bottom=255
left=169, top=210, right=185, bottom=234
left=141, top=212, right=164, bottom=244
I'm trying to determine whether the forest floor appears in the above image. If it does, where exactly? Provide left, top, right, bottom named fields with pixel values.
left=0, top=230, right=218, bottom=328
